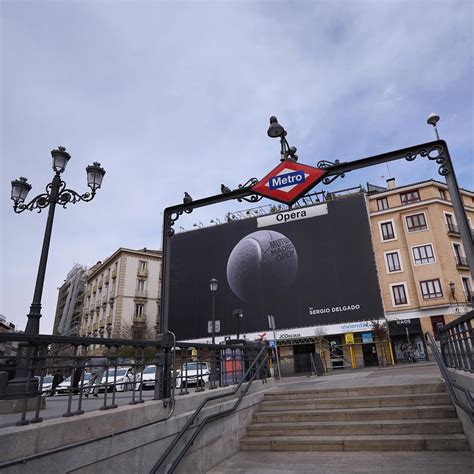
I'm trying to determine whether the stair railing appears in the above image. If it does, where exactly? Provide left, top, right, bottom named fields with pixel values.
left=150, top=344, right=269, bottom=474
left=425, top=331, right=473, bottom=423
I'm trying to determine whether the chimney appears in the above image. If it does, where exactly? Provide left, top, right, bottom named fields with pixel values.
left=386, top=178, right=396, bottom=190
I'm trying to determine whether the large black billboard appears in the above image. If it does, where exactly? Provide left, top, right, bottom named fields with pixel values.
left=169, top=194, right=384, bottom=340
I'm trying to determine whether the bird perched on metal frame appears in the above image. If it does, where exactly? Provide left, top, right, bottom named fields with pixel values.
left=183, top=192, right=193, bottom=204
left=221, top=184, right=231, bottom=194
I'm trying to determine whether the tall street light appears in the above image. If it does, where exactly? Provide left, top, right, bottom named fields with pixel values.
left=8, top=146, right=105, bottom=401
left=209, top=278, right=218, bottom=344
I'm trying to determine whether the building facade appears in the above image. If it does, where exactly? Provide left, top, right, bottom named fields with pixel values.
left=0, top=314, right=18, bottom=358
left=53, top=264, right=88, bottom=336
left=368, top=178, right=473, bottom=362
left=79, top=248, right=162, bottom=339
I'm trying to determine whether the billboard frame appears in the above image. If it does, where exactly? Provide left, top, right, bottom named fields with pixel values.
left=160, top=139, right=473, bottom=335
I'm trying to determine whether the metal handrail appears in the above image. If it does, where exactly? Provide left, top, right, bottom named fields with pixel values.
left=425, top=332, right=473, bottom=423
left=150, top=345, right=268, bottom=474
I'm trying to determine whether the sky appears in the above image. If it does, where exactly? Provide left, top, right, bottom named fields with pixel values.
left=1, top=0, right=473, bottom=334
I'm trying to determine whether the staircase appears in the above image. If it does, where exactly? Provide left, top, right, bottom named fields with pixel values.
left=241, top=382, right=470, bottom=451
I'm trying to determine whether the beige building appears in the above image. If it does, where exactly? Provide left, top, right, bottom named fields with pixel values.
left=79, top=248, right=162, bottom=339
left=368, top=178, right=473, bottom=344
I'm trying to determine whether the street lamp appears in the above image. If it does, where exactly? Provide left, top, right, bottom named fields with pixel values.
left=449, top=281, right=456, bottom=299
left=8, top=146, right=105, bottom=402
left=267, top=116, right=298, bottom=162
left=233, top=308, right=244, bottom=339
left=209, top=278, right=218, bottom=344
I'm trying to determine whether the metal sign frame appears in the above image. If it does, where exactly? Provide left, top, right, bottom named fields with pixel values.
left=160, top=139, right=473, bottom=333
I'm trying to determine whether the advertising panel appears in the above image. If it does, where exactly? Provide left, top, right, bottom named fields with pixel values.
left=168, top=193, right=384, bottom=340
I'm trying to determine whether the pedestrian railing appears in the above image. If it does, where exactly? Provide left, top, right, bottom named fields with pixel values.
left=0, top=332, right=268, bottom=428
left=425, top=330, right=473, bottom=423
left=150, top=343, right=269, bottom=474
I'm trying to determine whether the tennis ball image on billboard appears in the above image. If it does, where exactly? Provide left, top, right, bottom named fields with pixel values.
left=226, top=230, right=298, bottom=302
left=168, top=193, right=384, bottom=340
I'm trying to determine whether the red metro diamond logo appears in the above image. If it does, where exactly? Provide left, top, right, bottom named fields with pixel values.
left=252, top=161, right=327, bottom=205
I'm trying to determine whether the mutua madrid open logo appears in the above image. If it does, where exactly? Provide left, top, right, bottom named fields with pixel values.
left=252, top=161, right=327, bottom=205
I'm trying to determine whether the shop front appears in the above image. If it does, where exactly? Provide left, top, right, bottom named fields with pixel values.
left=388, top=318, right=427, bottom=363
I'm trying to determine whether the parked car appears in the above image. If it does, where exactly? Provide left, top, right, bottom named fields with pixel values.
left=175, top=362, right=210, bottom=388
left=35, top=375, right=54, bottom=395
left=135, top=365, right=158, bottom=391
left=56, top=373, right=92, bottom=395
left=100, top=367, right=135, bottom=392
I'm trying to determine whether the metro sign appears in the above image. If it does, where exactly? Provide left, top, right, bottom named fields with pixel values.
left=252, top=161, right=327, bottom=205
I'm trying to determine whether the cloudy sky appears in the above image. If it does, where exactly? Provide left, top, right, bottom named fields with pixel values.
left=1, top=0, right=472, bottom=334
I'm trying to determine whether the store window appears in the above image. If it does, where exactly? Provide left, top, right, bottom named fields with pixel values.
left=430, top=315, right=445, bottom=341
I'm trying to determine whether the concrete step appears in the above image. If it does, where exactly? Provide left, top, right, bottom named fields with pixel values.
left=246, top=419, right=464, bottom=436
left=259, top=393, right=451, bottom=411
left=240, top=434, right=470, bottom=452
left=264, top=383, right=447, bottom=401
left=254, top=405, right=457, bottom=423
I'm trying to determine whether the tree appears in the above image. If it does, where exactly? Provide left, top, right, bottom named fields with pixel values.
left=371, top=320, right=390, bottom=366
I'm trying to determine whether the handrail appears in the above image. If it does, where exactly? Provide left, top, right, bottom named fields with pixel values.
left=425, top=332, right=474, bottom=423
left=150, top=345, right=268, bottom=474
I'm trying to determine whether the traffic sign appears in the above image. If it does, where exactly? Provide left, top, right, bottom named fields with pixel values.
left=345, top=333, right=355, bottom=345
left=252, top=161, right=327, bottom=205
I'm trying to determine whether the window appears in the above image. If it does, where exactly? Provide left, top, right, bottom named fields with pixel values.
left=400, top=190, right=420, bottom=205
left=380, top=221, right=395, bottom=240
left=386, top=252, right=401, bottom=272
left=412, top=244, right=435, bottom=265
left=406, top=213, right=427, bottom=232
left=445, top=213, right=457, bottom=233
left=392, top=284, right=408, bottom=305
left=135, top=303, right=144, bottom=317
left=420, top=279, right=443, bottom=299
left=137, top=279, right=146, bottom=293
left=376, top=197, right=389, bottom=210
left=138, top=260, right=147, bottom=273
left=462, top=277, right=472, bottom=302
left=439, top=188, right=447, bottom=200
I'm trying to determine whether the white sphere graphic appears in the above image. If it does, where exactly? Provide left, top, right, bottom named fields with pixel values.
left=226, top=230, right=298, bottom=302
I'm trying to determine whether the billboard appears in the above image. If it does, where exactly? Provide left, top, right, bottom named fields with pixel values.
left=168, top=193, right=384, bottom=340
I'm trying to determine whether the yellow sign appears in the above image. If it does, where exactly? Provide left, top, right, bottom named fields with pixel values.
left=191, top=348, right=198, bottom=359
left=345, top=333, right=355, bottom=345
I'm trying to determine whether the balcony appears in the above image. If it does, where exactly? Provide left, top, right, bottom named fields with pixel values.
left=455, top=256, right=469, bottom=269
left=137, top=268, right=148, bottom=278
left=106, top=315, right=113, bottom=325
left=99, top=319, right=106, bottom=329
left=111, top=269, right=117, bottom=279
left=135, top=290, right=148, bottom=299
left=95, top=300, right=101, bottom=309
left=98, top=279, right=103, bottom=289
left=102, top=296, right=108, bottom=305
left=133, top=314, right=146, bottom=324
left=447, top=222, right=460, bottom=236
left=92, top=284, right=97, bottom=292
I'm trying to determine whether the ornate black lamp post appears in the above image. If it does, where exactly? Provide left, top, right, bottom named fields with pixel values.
left=209, top=278, right=218, bottom=344
left=8, top=146, right=105, bottom=400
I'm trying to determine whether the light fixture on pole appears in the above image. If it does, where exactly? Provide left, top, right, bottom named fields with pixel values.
left=427, top=113, right=440, bottom=140
left=8, top=146, right=105, bottom=409
left=449, top=281, right=456, bottom=299
left=209, top=278, right=218, bottom=344
left=267, top=116, right=298, bottom=162
left=233, top=308, right=244, bottom=339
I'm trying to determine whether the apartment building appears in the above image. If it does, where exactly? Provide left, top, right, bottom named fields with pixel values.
left=79, top=248, right=162, bottom=339
left=53, top=264, right=88, bottom=336
left=368, top=178, right=473, bottom=359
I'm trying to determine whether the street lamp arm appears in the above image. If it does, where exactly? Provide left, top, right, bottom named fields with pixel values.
left=57, top=186, right=97, bottom=208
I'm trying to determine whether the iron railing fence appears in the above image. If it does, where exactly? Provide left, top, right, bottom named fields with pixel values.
left=0, top=332, right=268, bottom=428
left=438, top=310, right=473, bottom=373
